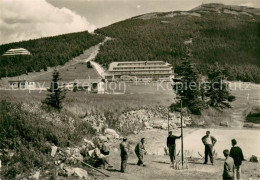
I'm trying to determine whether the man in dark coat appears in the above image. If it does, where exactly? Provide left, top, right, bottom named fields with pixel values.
left=120, top=138, right=129, bottom=173
left=201, top=130, right=217, bottom=165
left=230, top=139, right=244, bottom=180
left=167, top=131, right=182, bottom=165
left=135, top=138, right=147, bottom=166
left=222, top=149, right=235, bottom=180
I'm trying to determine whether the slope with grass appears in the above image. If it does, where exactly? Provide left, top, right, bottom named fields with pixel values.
left=95, top=3, right=260, bottom=83
left=0, top=31, right=104, bottom=79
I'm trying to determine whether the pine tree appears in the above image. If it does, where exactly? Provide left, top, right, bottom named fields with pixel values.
left=205, top=63, right=235, bottom=109
left=172, top=61, right=205, bottom=115
left=43, top=70, right=66, bottom=111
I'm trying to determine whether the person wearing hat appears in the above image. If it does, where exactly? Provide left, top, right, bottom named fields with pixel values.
left=166, top=131, right=182, bottom=166
left=201, top=130, right=217, bottom=165
left=135, top=138, right=147, bottom=166
left=120, top=138, right=129, bottom=173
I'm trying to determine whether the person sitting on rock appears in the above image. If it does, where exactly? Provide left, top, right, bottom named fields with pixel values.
left=101, top=140, right=111, bottom=165
left=89, top=148, right=110, bottom=169
left=101, top=140, right=110, bottom=156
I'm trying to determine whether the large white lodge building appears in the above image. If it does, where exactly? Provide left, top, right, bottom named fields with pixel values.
left=106, top=61, right=174, bottom=81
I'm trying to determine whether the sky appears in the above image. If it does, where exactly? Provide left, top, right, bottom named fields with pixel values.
left=0, top=0, right=259, bottom=45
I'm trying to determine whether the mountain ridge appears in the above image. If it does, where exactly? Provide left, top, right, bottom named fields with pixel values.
left=94, top=3, right=260, bottom=83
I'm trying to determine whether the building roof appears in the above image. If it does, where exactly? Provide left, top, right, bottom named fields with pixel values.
left=2, top=48, right=31, bottom=56
left=8, top=80, right=27, bottom=83
left=108, top=61, right=172, bottom=71
left=73, top=79, right=102, bottom=85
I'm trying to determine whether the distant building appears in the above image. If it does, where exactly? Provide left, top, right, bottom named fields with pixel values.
left=2, top=48, right=31, bottom=56
left=8, top=80, right=36, bottom=89
left=72, top=79, right=105, bottom=94
left=106, top=61, right=173, bottom=81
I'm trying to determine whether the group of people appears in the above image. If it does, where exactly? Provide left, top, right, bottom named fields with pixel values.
left=202, top=131, right=244, bottom=180
left=120, top=137, right=147, bottom=173
left=119, top=130, right=245, bottom=180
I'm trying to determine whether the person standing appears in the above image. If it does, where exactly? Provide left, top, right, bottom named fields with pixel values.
left=135, top=138, right=147, bottom=166
left=120, top=138, right=129, bottom=173
left=223, top=149, right=235, bottom=180
left=201, top=130, right=217, bottom=165
left=230, top=139, right=244, bottom=180
left=167, top=131, right=182, bottom=165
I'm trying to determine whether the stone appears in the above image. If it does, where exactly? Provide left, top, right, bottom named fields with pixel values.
left=73, top=168, right=89, bottom=179
left=83, top=139, right=95, bottom=148
left=197, top=121, right=205, bottom=126
left=249, top=155, right=259, bottom=162
left=170, top=123, right=177, bottom=129
left=104, top=128, right=119, bottom=139
left=63, top=166, right=75, bottom=177
left=51, top=146, right=58, bottom=157
left=98, top=135, right=108, bottom=142
left=144, top=122, right=153, bottom=129
left=152, top=121, right=168, bottom=130
left=133, top=130, right=138, bottom=135
left=220, top=121, right=229, bottom=127
left=30, top=171, right=40, bottom=180
left=243, top=123, right=254, bottom=128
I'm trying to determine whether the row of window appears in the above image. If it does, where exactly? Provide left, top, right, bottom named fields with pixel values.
left=117, top=63, right=165, bottom=66
left=113, top=71, right=172, bottom=75
left=113, top=66, right=171, bottom=70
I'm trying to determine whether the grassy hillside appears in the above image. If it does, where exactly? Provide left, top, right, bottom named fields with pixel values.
left=0, top=100, right=96, bottom=178
left=0, top=31, right=104, bottom=79
left=95, top=4, right=260, bottom=83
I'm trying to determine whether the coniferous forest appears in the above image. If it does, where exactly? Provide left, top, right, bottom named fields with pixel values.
left=95, top=12, right=260, bottom=83
left=0, top=31, right=104, bottom=78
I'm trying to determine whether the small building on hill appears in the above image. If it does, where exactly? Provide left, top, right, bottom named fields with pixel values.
left=72, top=79, right=105, bottom=94
left=2, top=48, right=31, bottom=56
left=106, top=61, right=174, bottom=81
left=8, top=80, right=36, bottom=89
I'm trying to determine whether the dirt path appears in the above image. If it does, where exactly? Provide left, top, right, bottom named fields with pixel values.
left=27, top=37, right=111, bottom=81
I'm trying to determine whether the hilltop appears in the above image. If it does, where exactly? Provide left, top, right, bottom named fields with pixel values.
left=95, top=3, right=260, bottom=83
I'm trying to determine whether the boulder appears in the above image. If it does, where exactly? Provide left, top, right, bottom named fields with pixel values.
left=249, top=155, right=259, bottom=162
left=144, top=122, right=153, bottom=129
left=170, top=123, right=177, bottom=129
left=64, top=166, right=75, bottom=177
left=152, top=121, right=168, bottom=130
left=83, top=139, right=95, bottom=148
left=73, top=168, right=89, bottom=179
left=104, top=128, right=119, bottom=139
left=30, top=171, right=40, bottom=180
left=243, top=123, right=254, bottom=128
left=197, top=121, right=205, bottom=126
left=220, top=121, right=229, bottom=127
left=51, top=146, right=58, bottom=157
